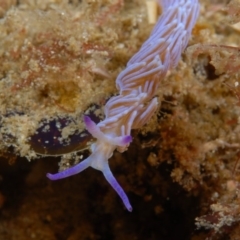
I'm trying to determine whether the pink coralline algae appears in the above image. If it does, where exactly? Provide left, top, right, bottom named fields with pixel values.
left=47, top=0, right=200, bottom=211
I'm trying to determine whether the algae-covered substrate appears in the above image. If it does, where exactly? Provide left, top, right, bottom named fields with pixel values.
left=1, top=0, right=240, bottom=239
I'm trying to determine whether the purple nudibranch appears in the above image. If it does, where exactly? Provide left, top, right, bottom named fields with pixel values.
left=47, top=0, right=200, bottom=211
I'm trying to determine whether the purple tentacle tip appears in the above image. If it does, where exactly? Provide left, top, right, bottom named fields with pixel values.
left=83, top=115, right=92, bottom=127
left=122, top=135, right=132, bottom=145
left=46, top=173, right=57, bottom=180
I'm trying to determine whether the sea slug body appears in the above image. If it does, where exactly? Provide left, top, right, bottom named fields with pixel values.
left=47, top=0, right=200, bottom=211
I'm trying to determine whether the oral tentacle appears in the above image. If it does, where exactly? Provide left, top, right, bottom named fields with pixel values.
left=102, top=161, right=132, bottom=212
left=47, top=156, right=92, bottom=180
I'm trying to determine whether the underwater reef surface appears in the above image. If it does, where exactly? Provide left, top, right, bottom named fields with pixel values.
left=1, top=0, right=240, bottom=239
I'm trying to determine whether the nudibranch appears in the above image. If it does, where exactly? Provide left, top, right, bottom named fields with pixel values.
left=47, top=0, right=200, bottom=211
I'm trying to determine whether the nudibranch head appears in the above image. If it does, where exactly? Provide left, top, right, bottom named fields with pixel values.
left=47, top=115, right=133, bottom=211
